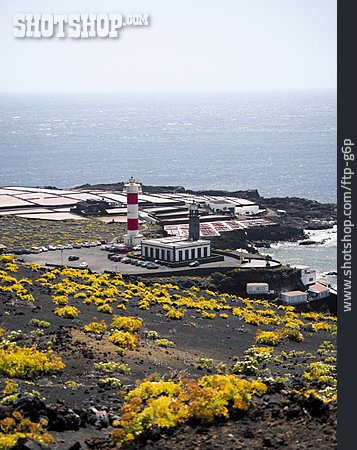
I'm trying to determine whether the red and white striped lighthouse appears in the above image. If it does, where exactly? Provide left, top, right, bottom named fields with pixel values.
left=123, top=177, right=143, bottom=247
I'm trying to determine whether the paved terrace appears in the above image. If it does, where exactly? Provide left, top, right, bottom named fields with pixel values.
left=20, top=247, right=280, bottom=276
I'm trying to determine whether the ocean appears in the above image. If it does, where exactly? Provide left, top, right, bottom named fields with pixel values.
left=0, top=90, right=337, bottom=280
left=0, top=90, right=336, bottom=202
left=260, top=226, right=337, bottom=290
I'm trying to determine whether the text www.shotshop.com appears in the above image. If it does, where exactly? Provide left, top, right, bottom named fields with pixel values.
left=341, top=139, right=354, bottom=312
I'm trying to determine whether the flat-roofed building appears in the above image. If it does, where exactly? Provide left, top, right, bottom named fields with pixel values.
left=292, top=265, right=316, bottom=286
left=235, top=204, right=260, bottom=216
left=308, top=283, right=330, bottom=300
left=246, top=282, right=269, bottom=295
left=208, top=200, right=236, bottom=215
left=141, top=236, right=211, bottom=262
left=280, top=290, right=308, bottom=305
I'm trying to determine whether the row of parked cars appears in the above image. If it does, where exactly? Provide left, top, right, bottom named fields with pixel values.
left=13, top=241, right=102, bottom=255
left=101, top=244, right=142, bottom=253
left=107, top=252, right=159, bottom=269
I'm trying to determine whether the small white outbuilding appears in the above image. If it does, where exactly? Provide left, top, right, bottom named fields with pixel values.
left=308, top=283, right=330, bottom=300
left=280, top=290, right=308, bottom=305
left=292, top=265, right=316, bottom=286
left=246, top=282, right=269, bottom=295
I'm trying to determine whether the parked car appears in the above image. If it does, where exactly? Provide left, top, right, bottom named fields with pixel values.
left=138, top=261, right=149, bottom=267
left=110, top=255, right=122, bottom=262
left=133, top=245, right=142, bottom=251
left=73, top=243, right=82, bottom=249
left=189, top=261, right=200, bottom=267
left=146, top=262, right=159, bottom=269
left=109, top=246, right=121, bottom=253
left=118, top=247, right=130, bottom=254
left=68, top=255, right=79, bottom=261
left=101, top=245, right=111, bottom=251
left=78, top=262, right=89, bottom=269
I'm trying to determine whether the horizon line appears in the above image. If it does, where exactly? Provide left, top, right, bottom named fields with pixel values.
left=0, top=87, right=337, bottom=95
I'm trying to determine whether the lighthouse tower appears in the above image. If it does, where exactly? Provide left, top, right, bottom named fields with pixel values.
left=123, top=177, right=143, bottom=247
left=188, top=202, right=200, bottom=241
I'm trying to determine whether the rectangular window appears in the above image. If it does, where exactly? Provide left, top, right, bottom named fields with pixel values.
left=185, top=249, right=189, bottom=260
left=203, top=246, right=208, bottom=257
left=198, top=248, right=202, bottom=258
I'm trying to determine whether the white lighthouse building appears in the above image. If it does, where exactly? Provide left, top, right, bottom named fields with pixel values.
left=123, top=177, right=143, bottom=247
left=141, top=202, right=211, bottom=263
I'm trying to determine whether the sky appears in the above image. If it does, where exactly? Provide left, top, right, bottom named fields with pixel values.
left=0, top=0, right=336, bottom=93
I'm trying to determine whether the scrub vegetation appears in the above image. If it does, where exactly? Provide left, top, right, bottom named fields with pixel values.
left=0, top=256, right=337, bottom=449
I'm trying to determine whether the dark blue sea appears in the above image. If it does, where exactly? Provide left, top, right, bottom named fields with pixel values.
left=0, top=90, right=336, bottom=202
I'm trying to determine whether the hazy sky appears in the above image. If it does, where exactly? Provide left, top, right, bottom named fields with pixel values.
left=0, top=0, right=336, bottom=93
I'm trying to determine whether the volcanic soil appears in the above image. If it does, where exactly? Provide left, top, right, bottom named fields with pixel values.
left=0, top=262, right=337, bottom=450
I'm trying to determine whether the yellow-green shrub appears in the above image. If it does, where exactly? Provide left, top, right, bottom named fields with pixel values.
left=94, top=361, right=130, bottom=374
left=54, top=306, right=80, bottom=319
left=165, top=308, right=185, bottom=320
left=0, top=256, right=15, bottom=264
left=279, top=327, right=304, bottom=342
left=303, top=362, right=336, bottom=387
left=109, top=331, right=139, bottom=350
left=5, top=263, right=18, bottom=273
left=30, top=319, right=51, bottom=329
left=111, top=315, right=143, bottom=333
left=112, top=374, right=267, bottom=448
left=311, top=322, right=333, bottom=332
left=98, top=378, right=122, bottom=389
left=52, top=295, right=68, bottom=305
left=0, top=412, right=53, bottom=449
left=97, top=303, right=113, bottom=314
left=84, top=318, right=107, bottom=335
left=29, top=262, right=41, bottom=272
left=155, top=339, right=175, bottom=348
left=255, top=330, right=281, bottom=346
left=2, top=380, right=18, bottom=398
left=202, top=311, right=216, bottom=320
left=0, top=346, right=65, bottom=378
